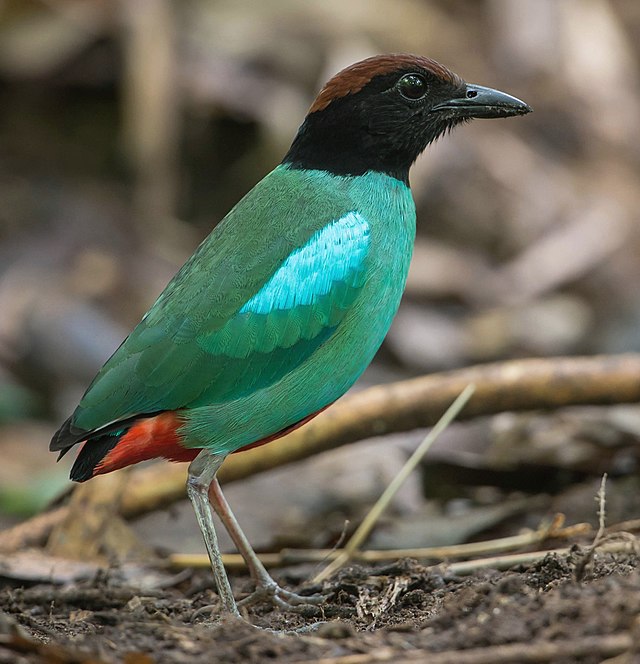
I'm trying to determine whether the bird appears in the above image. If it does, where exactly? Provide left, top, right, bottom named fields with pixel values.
left=50, top=54, right=531, bottom=619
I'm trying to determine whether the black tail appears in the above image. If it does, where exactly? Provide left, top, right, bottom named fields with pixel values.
left=69, top=429, right=127, bottom=482
left=50, top=414, right=148, bottom=482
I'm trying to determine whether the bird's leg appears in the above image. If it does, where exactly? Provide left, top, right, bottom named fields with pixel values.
left=208, top=477, right=325, bottom=610
left=186, top=450, right=240, bottom=618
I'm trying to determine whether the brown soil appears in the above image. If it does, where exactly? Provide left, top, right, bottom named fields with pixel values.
left=2, top=549, right=640, bottom=663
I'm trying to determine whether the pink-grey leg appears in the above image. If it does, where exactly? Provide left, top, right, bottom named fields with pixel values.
left=208, top=476, right=326, bottom=609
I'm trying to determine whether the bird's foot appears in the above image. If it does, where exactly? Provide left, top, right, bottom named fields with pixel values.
left=238, top=579, right=327, bottom=612
left=190, top=583, right=327, bottom=624
left=190, top=601, right=329, bottom=634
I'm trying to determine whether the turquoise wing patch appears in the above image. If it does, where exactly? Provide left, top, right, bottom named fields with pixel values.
left=239, top=211, right=370, bottom=314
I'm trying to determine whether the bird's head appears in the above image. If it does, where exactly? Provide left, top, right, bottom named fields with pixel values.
left=283, top=54, right=531, bottom=184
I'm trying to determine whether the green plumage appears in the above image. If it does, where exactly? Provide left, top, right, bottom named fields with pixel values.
left=71, top=165, right=416, bottom=453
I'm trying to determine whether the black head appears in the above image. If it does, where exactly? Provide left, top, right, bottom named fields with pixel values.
left=282, top=54, right=531, bottom=184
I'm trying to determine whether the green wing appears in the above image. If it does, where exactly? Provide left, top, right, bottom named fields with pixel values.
left=70, top=167, right=370, bottom=434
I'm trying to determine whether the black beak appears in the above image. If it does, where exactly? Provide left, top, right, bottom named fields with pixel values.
left=432, top=83, right=532, bottom=119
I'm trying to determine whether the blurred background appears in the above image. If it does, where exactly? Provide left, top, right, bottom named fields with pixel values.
left=1, top=0, right=640, bottom=556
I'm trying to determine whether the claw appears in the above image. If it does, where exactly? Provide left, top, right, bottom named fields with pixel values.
left=276, top=589, right=328, bottom=606
left=190, top=603, right=222, bottom=622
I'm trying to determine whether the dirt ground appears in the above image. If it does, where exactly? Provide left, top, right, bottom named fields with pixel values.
left=2, top=545, right=640, bottom=664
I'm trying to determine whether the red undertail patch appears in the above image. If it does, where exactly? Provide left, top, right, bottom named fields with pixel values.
left=93, top=412, right=196, bottom=476
left=91, top=404, right=332, bottom=477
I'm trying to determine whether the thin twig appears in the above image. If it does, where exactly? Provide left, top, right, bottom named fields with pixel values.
left=596, top=473, right=608, bottom=541
left=167, top=517, right=598, bottom=572
left=312, top=384, right=476, bottom=583
left=605, top=517, right=640, bottom=533
left=169, top=515, right=588, bottom=570
left=575, top=473, right=608, bottom=581
left=445, top=538, right=635, bottom=576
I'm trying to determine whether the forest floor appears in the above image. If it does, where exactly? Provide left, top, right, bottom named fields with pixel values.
left=2, top=544, right=640, bottom=663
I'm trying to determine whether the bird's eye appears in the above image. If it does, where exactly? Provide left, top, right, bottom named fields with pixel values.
left=397, top=74, right=427, bottom=100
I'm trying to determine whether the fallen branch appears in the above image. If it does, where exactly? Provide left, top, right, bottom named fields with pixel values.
left=123, top=353, right=640, bottom=518
left=2, top=354, right=640, bottom=552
